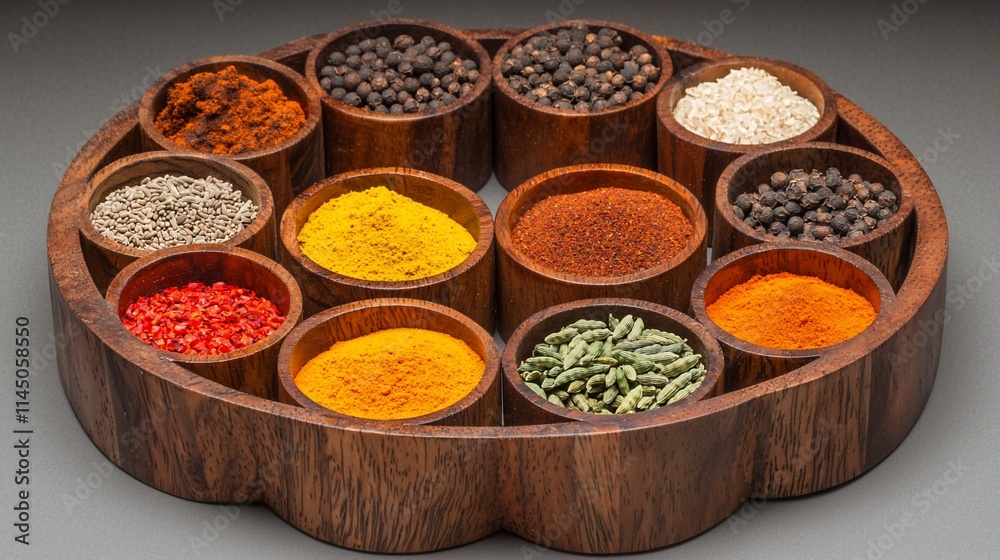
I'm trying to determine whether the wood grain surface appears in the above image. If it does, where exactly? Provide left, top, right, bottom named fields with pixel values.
left=45, top=28, right=948, bottom=554
left=492, top=21, right=674, bottom=189
left=304, top=20, right=494, bottom=191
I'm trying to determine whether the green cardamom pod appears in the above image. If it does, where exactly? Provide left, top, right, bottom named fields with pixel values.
left=641, top=386, right=659, bottom=397
left=604, top=367, right=618, bottom=388
left=633, top=344, right=665, bottom=355
left=541, top=377, right=558, bottom=391
left=644, top=352, right=681, bottom=364
left=611, top=314, right=634, bottom=340
left=616, top=367, right=630, bottom=395
left=561, top=339, right=590, bottom=370
left=566, top=319, right=608, bottom=331
left=571, top=393, right=592, bottom=412
left=533, top=344, right=564, bottom=360
left=525, top=382, right=546, bottom=399
left=621, top=364, right=638, bottom=382
left=585, top=374, right=606, bottom=393
left=546, top=365, right=563, bottom=378
left=593, top=356, right=618, bottom=366
left=526, top=356, right=561, bottom=368
left=656, top=371, right=693, bottom=405
left=608, top=314, right=619, bottom=330
left=579, top=328, right=613, bottom=343
left=635, top=373, right=670, bottom=387
left=612, top=395, right=624, bottom=409
left=552, top=364, right=611, bottom=386
left=567, top=380, right=586, bottom=394
left=545, top=328, right=579, bottom=345
left=667, top=379, right=703, bottom=404
left=600, top=335, right=615, bottom=358
left=613, top=338, right=657, bottom=351
left=602, top=385, right=619, bottom=405
left=559, top=343, right=570, bottom=358
left=615, top=386, right=643, bottom=414
left=632, top=358, right=656, bottom=374
left=637, top=396, right=654, bottom=411
left=552, top=390, right=570, bottom=400
left=547, top=394, right=564, bottom=407
left=658, top=354, right=702, bottom=377
left=522, top=370, right=543, bottom=383
left=626, top=318, right=644, bottom=341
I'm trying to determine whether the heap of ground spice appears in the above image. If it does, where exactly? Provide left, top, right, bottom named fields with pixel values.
left=293, top=328, right=485, bottom=420
left=154, top=65, right=306, bottom=155
left=297, top=186, right=477, bottom=282
left=511, top=187, right=693, bottom=277
left=705, top=272, right=876, bottom=350
left=122, top=281, right=285, bottom=356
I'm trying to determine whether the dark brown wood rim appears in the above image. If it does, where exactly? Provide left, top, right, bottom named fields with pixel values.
left=494, top=163, right=708, bottom=285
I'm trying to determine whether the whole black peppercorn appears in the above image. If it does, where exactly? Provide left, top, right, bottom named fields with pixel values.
left=756, top=207, right=774, bottom=225
left=735, top=193, right=753, bottom=214
left=801, top=193, right=821, bottom=210
left=831, top=215, right=851, bottom=234
left=869, top=182, right=886, bottom=195
left=732, top=206, right=746, bottom=220
left=343, top=92, right=361, bottom=106
left=760, top=191, right=779, bottom=208
left=813, top=225, right=833, bottom=240
left=769, top=221, right=787, bottom=235
left=787, top=216, right=805, bottom=235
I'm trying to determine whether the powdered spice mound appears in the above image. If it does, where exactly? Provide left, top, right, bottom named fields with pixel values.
left=706, top=272, right=876, bottom=350
left=293, top=328, right=485, bottom=420
left=122, top=281, right=285, bottom=356
left=297, top=186, right=477, bottom=282
left=511, top=187, right=694, bottom=277
left=154, top=65, right=306, bottom=155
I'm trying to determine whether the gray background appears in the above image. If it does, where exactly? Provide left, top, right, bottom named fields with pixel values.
left=1, top=0, right=998, bottom=558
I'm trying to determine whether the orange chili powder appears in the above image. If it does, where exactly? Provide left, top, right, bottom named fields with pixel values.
left=293, top=328, right=485, bottom=420
left=706, top=272, right=876, bottom=350
left=154, top=65, right=305, bottom=155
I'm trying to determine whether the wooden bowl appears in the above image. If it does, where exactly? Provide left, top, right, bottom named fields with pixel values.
left=138, top=55, right=325, bottom=217
left=494, top=163, right=707, bottom=340
left=492, top=20, right=673, bottom=189
left=690, top=243, right=896, bottom=392
left=713, top=142, right=915, bottom=290
left=280, top=167, right=495, bottom=331
left=277, top=298, right=500, bottom=427
left=80, top=151, right=275, bottom=295
left=48, top=30, right=950, bottom=555
left=502, top=298, right=724, bottom=425
left=657, top=57, right=838, bottom=236
left=305, top=19, right=493, bottom=191
left=106, top=245, right=303, bottom=400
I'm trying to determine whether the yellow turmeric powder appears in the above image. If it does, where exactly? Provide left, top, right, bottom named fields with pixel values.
left=706, top=272, right=876, bottom=350
left=293, top=328, right=485, bottom=420
left=297, top=186, right=477, bottom=282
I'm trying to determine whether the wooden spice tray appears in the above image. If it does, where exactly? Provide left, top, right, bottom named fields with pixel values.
left=47, top=22, right=947, bottom=554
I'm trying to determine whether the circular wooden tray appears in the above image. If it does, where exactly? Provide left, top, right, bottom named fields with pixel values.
left=47, top=26, right=948, bottom=554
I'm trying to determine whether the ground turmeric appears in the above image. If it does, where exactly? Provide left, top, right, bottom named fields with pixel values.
left=293, top=328, right=485, bottom=420
left=706, top=272, right=876, bottom=350
left=297, top=186, right=477, bottom=282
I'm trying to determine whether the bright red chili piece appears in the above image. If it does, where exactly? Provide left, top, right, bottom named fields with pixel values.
left=121, top=281, right=285, bottom=356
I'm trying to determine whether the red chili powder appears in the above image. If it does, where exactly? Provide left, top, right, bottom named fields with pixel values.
left=154, top=65, right=306, bottom=155
left=511, top=187, right=694, bottom=276
left=122, top=281, right=285, bottom=356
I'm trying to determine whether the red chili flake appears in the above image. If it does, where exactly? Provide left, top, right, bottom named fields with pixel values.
left=511, top=187, right=694, bottom=277
left=121, top=281, right=285, bottom=356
